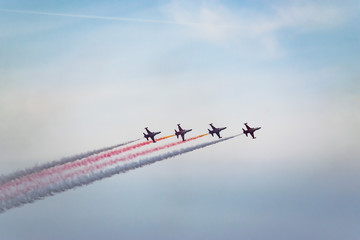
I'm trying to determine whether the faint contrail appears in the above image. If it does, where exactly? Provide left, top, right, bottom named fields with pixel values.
left=0, top=134, right=241, bottom=214
left=0, top=138, right=140, bottom=185
left=0, top=8, right=231, bottom=27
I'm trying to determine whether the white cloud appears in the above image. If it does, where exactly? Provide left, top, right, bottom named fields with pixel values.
left=273, top=4, right=345, bottom=31
left=164, top=1, right=347, bottom=57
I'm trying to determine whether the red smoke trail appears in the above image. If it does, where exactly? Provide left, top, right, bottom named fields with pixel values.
left=1, top=134, right=240, bottom=214
left=0, top=135, right=174, bottom=200
left=61, top=133, right=209, bottom=180
left=0, top=138, right=141, bottom=185
left=2, top=134, right=207, bottom=201
left=92, top=134, right=209, bottom=170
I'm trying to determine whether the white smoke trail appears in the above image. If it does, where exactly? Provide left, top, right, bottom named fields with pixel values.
left=0, top=134, right=241, bottom=214
left=0, top=138, right=140, bottom=185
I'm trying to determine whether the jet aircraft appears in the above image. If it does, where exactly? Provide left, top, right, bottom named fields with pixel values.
left=143, top=127, right=161, bottom=143
left=242, top=123, right=261, bottom=139
left=175, top=124, right=192, bottom=141
left=208, top=123, right=227, bottom=138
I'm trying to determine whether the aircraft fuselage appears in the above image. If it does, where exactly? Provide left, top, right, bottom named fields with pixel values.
left=208, top=124, right=227, bottom=138
left=143, top=127, right=161, bottom=143
left=175, top=124, right=192, bottom=141
left=243, top=123, right=261, bottom=139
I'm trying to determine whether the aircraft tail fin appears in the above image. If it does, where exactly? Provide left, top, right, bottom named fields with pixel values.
left=143, top=133, right=149, bottom=140
left=175, top=130, right=179, bottom=138
left=208, top=129, right=214, bottom=137
left=242, top=128, right=248, bottom=137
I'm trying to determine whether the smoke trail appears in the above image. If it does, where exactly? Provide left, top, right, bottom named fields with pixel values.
left=0, top=135, right=174, bottom=199
left=0, top=134, right=240, bottom=214
left=79, top=134, right=209, bottom=174
left=0, top=138, right=140, bottom=185
left=1, top=134, right=201, bottom=201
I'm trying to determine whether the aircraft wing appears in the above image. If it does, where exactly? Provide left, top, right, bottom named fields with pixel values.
left=146, top=128, right=151, bottom=134
left=181, top=134, right=185, bottom=141
left=178, top=125, right=183, bottom=131
left=250, top=132, right=255, bottom=139
left=245, top=124, right=252, bottom=130
left=150, top=136, right=156, bottom=143
left=215, top=132, right=221, bottom=138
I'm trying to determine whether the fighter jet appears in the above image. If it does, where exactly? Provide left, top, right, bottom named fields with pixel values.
left=208, top=123, right=227, bottom=138
left=143, top=127, right=161, bottom=143
left=175, top=124, right=192, bottom=141
left=242, top=123, right=261, bottom=139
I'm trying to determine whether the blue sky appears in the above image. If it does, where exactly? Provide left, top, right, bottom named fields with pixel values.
left=0, top=1, right=359, bottom=239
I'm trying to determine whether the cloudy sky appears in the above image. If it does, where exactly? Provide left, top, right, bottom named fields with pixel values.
left=0, top=0, right=359, bottom=239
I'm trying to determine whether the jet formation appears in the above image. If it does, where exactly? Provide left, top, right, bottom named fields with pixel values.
left=142, top=123, right=261, bottom=142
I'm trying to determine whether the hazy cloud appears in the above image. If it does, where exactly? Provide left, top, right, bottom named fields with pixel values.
left=164, top=1, right=347, bottom=56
